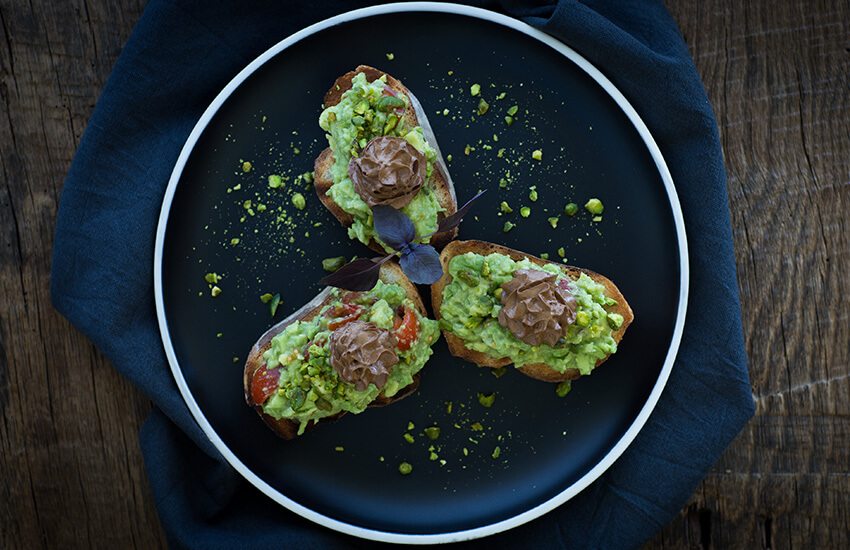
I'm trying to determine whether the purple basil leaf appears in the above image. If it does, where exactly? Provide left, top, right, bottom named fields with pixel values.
left=434, top=190, right=487, bottom=235
left=372, top=205, right=416, bottom=250
left=399, top=244, right=443, bottom=284
left=319, top=256, right=390, bottom=291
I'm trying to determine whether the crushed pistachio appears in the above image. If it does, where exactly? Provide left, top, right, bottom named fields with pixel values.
left=520, top=206, right=531, bottom=218
left=322, top=256, right=346, bottom=272
left=557, top=247, right=566, bottom=258
left=548, top=217, right=559, bottom=229
left=260, top=293, right=274, bottom=303
left=204, top=273, right=221, bottom=284
left=531, top=149, right=543, bottom=161
left=210, top=286, right=222, bottom=297
left=269, top=293, right=281, bottom=316
left=504, top=116, right=514, bottom=126
left=478, top=393, right=496, bottom=408
left=477, top=98, right=489, bottom=115
left=446, top=154, right=453, bottom=162
left=385, top=52, right=394, bottom=60
left=585, top=198, right=604, bottom=215
left=502, top=221, right=515, bottom=233
left=500, top=201, right=513, bottom=214
left=492, top=366, right=508, bottom=378
left=292, top=193, right=306, bottom=210
left=335, top=446, right=344, bottom=452
left=556, top=381, right=572, bottom=397
left=442, top=108, right=449, bottom=116
left=230, top=238, right=240, bottom=246
left=470, top=83, right=481, bottom=96
left=507, top=105, right=519, bottom=116
left=539, top=253, right=549, bottom=260
left=565, top=202, right=578, bottom=216
left=403, top=433, right=414, bottom=444
left=241, top=161, right=252, bottom=173
left=268, top=174, right=282, bottom=188
left=471, top=422, right=483, bottom=432
left=429, top=451, right=438, bottom=461
left=496, top=92, right=506, bottom=100
left=529, top=187, right=538, bottom=202
left=593, top=215, right=603, bottom=222
left=492, top=446, right=501, bottom=459
left=424, top=426, right=441, bottom=440
left=398, top=462, right=412, bottom=475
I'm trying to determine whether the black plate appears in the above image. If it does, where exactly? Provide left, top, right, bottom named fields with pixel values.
left=157, top=5, right=684, bottom=540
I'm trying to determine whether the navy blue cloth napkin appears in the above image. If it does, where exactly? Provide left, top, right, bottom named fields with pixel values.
left=51, top=0, right=754, bottom=547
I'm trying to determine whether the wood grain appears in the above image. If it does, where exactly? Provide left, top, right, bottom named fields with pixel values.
left=0, top=0, right=846, bottom=548
left=648, top=0, right=850, bottom=548
left=0, top=0, right=165, bottom=548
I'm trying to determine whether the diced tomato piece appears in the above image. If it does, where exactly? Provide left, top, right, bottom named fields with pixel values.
left=394, top=308, right=419, bottom=351
left=250, top=365, right=280, bottom=405
left=328, top=304, right=363, bottom=330
left=341, top=291, right=361, bottom=304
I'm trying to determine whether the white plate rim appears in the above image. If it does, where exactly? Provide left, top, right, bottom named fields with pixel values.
left=153, top=2, right=690, bottom=544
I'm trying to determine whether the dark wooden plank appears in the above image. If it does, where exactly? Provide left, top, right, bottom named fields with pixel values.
left=0, top=0, right=164, bottom=548
left=1, top=0, right=847, bottom=548
left=649, top=0, right=850, bottom=548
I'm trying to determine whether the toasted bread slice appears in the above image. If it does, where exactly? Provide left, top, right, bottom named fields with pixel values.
left=314, top=65, right=458, bottom=254
left=244, top=262, right=428, bottom=439
left=431, top=240, right=634, bottom=383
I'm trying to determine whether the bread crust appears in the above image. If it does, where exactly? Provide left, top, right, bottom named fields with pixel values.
left=431, top=240, right=634, bottom=383
left=243, top=262, right=427, bottom=440
left=313, top=65, right=458, bottom=254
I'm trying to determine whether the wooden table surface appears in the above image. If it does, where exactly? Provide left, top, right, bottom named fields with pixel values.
left=1, top=1, right=847, bottom=547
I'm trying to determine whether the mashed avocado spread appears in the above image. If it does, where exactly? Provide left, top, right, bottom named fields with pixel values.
left=319, top=72, right=442, bottom=249
left=439, top=253, right=619, bottom=375
left=261, top=281, right=439, bottom=434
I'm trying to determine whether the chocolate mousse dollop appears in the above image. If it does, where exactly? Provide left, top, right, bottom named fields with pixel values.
left=498, top=269, right=577, bottom=347
left=329, top=320, right=399, bottom=391
left=349, top=136, right=425, bottom=208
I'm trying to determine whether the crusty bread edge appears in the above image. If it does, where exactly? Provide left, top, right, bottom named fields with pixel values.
left=313, top=65, right=458, bottom=254
left=243, top=262, right=427, bottom=440
left=431, top=240, right=634, bottom=383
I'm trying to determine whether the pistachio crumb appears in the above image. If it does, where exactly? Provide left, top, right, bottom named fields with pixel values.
left=531, top=149, right=543, bottom=161
left=585, top=198, right=604, bottom=215
left=557, top=247, right=566, bottom=258
left=210, top=286, right=222, bottom=297
left=292, top=193, right=306, bottom=210
left=548, top=217, right=559, bottom=229
left=398, top=462, right=413, bottom=475
left=520, top=206, right=531, bottom=218
left=502, top=221, right=515, bottom=233
left=241, top=161, right=252, bottom=173
left=478, top=392, right=496, bottom=408
left=470, top=83, right=481, bottom=96
left=385, top=52, right=394, bottom=60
